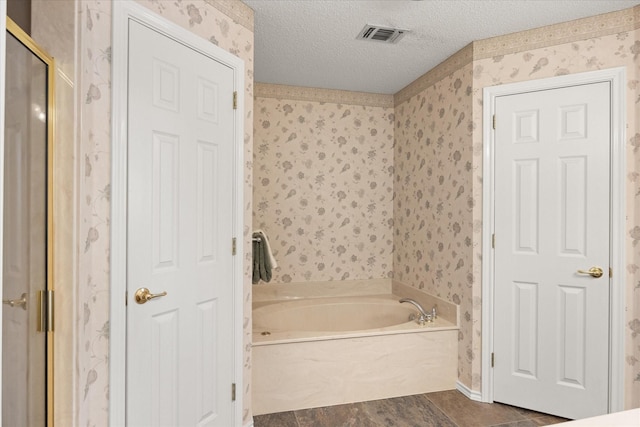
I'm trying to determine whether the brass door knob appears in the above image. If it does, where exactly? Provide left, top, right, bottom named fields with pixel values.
left=577, top=266, right=604, bottom=278
left=134, top=287, right=167, bottom=304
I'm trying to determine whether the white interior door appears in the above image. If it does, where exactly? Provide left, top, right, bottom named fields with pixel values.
left=126, top=20, right=236, bottom=427
left=493, top=82, right=610, bottom=420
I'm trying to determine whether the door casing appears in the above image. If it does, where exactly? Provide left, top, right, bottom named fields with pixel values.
left=0, top=3, right=7, bottom=423
left=109, top=2, right=245, bottom=425
left=481, top=68, right=626, bottom=413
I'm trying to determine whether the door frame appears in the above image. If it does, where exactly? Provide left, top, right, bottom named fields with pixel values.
left=109, top=2, right=245, bottom=425
left=0, top=2, right=7, bottom=422
left=481, top=68, right=626, bottom=413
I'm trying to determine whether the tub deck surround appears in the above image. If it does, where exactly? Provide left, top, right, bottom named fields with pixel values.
left=252, top=280, right=459, bottom=415
left=253, top=294, right=458, bottom=345
left=252, top=278, right=393, bottom=303
left=252, top=279, right=459, bottom=323
left=392, top=281, right=460, bottom=328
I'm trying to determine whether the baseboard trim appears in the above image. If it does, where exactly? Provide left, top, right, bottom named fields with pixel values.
left=456, top=380, right=483, bottom=402
left=245, top=419, right=254, bottom=427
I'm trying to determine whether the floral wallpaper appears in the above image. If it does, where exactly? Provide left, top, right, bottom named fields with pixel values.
left=393, top=63, right=475, bottom=387
left=253, top=88, right=395, bottom=283
left=76, top=0, right=254, bottom=425
left=76, top=2, right=112, bottom=424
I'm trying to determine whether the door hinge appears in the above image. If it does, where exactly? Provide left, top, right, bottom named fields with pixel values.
left=37, top=290, right=54, bottom=332
left=492, top=114, right=496, bottom=130
left=491, top=352, right=495, bottom=368
left=231, top=383, right=236, bottom=401
left=609, top=267, right=613, bottom=278
left=492, top=234, right=495, bottom=249
left=233, top=91, right=238, bottom=110
left=232, top=237, right=237, bottom=256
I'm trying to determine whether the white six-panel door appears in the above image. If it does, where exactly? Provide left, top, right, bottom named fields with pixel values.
left=126, top=20, right=235, bottom=426
left=493, top=82, right=610, bottom=419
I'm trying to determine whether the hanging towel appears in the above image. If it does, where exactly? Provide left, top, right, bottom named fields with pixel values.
left=252, top=230, right=277, bottom=284
left=255, top=229, right=278, bottom=269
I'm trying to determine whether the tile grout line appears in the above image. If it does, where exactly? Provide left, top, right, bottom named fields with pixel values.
left=357, top=400, right=377, bottom=426
left=292, top=409, right=302, bottom=427
left=423, top=393, right=462, bottom=427
left=426, top=392, right=543, bottom=427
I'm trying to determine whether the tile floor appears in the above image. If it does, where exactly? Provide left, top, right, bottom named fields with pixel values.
left=253, top=390, right=568, bottom=427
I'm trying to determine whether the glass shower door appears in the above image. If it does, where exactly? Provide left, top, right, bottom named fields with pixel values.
left=2, top=19, right=53, bottom=426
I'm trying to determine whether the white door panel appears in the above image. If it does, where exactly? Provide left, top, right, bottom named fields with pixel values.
left=127, top=20, right=235, bottom=427
left=493, top=82, right=610, bottom=419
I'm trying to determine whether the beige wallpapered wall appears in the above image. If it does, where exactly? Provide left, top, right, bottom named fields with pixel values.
left=253, top=92, right=395, bottom=283
left=393, top=63, right=475, bottom=387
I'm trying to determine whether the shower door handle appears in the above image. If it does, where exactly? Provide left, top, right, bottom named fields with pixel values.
left=3, top=293, right=27, bottom=310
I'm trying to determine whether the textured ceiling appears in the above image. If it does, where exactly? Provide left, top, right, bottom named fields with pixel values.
left=244, top=0, right=639, bottom=94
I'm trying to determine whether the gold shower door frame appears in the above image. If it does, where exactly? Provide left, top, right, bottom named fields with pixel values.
left=4, top=17, right=55, bottom=427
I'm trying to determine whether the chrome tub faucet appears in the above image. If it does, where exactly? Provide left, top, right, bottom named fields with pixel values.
left=399, top=298, right=432, bottom=325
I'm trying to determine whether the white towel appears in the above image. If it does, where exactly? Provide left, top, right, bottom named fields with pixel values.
left=255, top=229, right=278, bottom=269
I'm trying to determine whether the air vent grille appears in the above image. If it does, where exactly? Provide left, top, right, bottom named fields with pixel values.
left=357, top=24, right=409, bottom=44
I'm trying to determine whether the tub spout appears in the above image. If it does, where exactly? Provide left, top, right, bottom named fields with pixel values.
left=399, top=298, right=432, bottom=324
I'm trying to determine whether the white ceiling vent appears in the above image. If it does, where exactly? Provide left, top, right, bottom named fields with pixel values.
left=357, top=24, right=409, bottom=44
